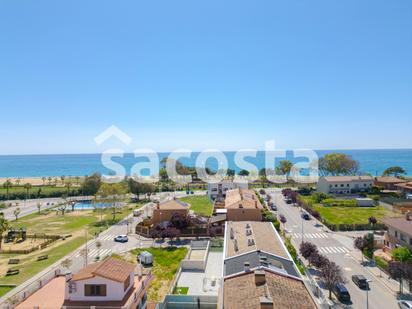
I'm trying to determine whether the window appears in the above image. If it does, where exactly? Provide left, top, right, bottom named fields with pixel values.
left=340, top=184, right=344, bottom=187
left=85, top=284, right=107, bottom=297
left=395, top=231, right=398, bottom=238
left=400, top=233, right=405, bottom=241
left=409, top=238, right=412, bottom=246
left=124, top=276, right=131, bottom=291
left=335, top=184, right=338, bottom=187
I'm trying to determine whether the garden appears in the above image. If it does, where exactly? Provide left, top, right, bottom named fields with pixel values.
left=123, top=247, right=188, bottom=301
left=180, top=195, right=213, bottom=216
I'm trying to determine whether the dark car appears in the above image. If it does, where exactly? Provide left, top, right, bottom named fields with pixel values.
left=271, top=204, right=277, bottom=211
left=286, top=199, right=292, bottom=204
left=301, top=213, right=310, bottom=220
left=334, top=283, right=351, bottom=302
left=352, top=275, right=369, bottom=289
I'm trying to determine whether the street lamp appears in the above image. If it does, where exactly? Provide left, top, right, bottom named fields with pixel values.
left=366, top=279, right=372, bottom=309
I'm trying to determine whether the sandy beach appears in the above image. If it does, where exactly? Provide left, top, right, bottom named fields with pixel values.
left=0, top=176, right=85, bottom=186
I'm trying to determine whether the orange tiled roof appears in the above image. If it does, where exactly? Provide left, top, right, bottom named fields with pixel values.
left=374, top=176, right=406, bottom=184
left=72, top=257, right=135, bottom=283
left=225, top=188, right=262, bottom=209
left=322, top=176, right=373, bottom=182
left=224, top=269, right=317, bottom=309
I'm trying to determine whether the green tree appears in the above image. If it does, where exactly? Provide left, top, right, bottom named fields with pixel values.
left=319, top=153, right=359, bottom=176
left=383, top=166, right=406, bottom=177
left=0, top=214, right=9, bottom=250
left=238, top=169, right=250, bottom=176
left=276, top=160, right=293, bottom=175
left=23, top=183, right=32, bottom=200
left=3, top=179, right=13, bottom=200
left=392, top=247, right=412, bottom=262
left=98, top=182, right=128, bottom=221
left=13, top=208, right=21, bottom=221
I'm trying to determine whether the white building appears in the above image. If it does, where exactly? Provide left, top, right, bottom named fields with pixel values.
left=316, top=176, right=373, bottom=194
left=207, top=180, right=248, bottom=200
left=64, top=257, right=151, bottom=308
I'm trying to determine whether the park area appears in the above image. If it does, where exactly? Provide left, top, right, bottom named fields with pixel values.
left=180, top=195, right=213, bottom=216
left=120, top=247, right=188, bottom=302
left=0, top=204, right=136, bottom=297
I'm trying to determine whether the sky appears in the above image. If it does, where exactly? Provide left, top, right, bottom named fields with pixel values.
left=0, top=0, right=411, bottom=155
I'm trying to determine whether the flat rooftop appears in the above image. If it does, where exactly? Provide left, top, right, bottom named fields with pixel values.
left=177, top=251, right=223, bottom=296
left=225, top=221, right=289, bottom=260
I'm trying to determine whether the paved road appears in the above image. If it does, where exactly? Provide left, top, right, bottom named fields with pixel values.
left=267, top=189, right=398, bottom=309
left=2, top=197, right=62, bottom=220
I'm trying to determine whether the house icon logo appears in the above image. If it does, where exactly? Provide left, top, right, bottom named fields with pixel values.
left=94, top=125, right=132, bottom=146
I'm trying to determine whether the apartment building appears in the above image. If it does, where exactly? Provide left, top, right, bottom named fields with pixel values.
left=207, top=180, right=248, bottom=200
left=382, top=212, right=412, bottom=252
left=316, top=176, right=373, bottom=194
left=224, top=188, right=263, bottom=221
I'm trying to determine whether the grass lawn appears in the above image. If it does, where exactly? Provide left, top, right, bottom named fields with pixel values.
left=129, top=247, right=188, bottom=301
left=180, top=195, right=213, bottom=216
left=313, top=204, right=397, bottom=225
left=173, top=286, right=189, bottom=294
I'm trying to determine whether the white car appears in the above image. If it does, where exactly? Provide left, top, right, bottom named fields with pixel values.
left=114, top=235, right=128, bottom=243
left=398, top=300, right=412, bottom=309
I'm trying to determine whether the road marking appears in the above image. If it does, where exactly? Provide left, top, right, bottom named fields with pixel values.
left=319, top=246, right=349, bottom=254
left=291, top=233, right=329, bottom=239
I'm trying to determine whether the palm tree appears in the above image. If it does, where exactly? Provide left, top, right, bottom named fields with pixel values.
left=0, top=214, right=9, bottom=250
left=23, top=183, right=32, bottom=200
left=13, top=208, right=21, bottom=221
left=16, top=178, right=21, bottom=186
left=60, top=175, right=66, bottom=185
left=47, top=176, right=52, bottom=186
left=37, top=202, right=42, bottom=214
left=3, top=179, right=12, bottom=200
left=41, top=176, right=46, bottom=185
left=75, top=176, right=80, bottom=186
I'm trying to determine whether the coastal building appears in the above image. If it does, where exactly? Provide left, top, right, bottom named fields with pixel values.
left=16, top=257, right=152, bottom=309
left=152, top=198, right=191, bottom=225
left=224, top=188, right=263, bottom=221
left=382, top=213, right=412, bottom=252
left=395, top=181, right=412, bottom=197
left=207, top=180, right=248, bottom=200
left=316, top=176, right=373, bottom=194
left=374, top=176, right=406, bottom=191
left=222, top=221, right=317, bottom=309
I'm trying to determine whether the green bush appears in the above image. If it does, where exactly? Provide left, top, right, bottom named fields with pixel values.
left=322, top=198, right=357, bottom=207
left=375, top=256, right=389, bottom=269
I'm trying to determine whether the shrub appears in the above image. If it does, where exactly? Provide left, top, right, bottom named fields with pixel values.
left=322, top=198, right=357, bottom=207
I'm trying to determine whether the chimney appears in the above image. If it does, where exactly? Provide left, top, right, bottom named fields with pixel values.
left=244, top=261, right=250, bottom=272
left=254, top=270, right=266, bottom=286
left=255, top=201, right=258, bottom=208
left=406, top=212, right=412, bottom=221
left=259, top=296, right=273, bottom=309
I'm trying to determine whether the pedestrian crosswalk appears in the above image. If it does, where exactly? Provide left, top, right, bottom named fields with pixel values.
left=318, top=247, right=350, bottom=254
left=98, top=234, right=114, bottom=241
left=74, top=248, right=112, bottom=258
left=291, top=233, right=329, bottom=239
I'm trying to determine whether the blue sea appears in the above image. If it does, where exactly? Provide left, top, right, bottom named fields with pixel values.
left=0, top=149, right=411, bottom=177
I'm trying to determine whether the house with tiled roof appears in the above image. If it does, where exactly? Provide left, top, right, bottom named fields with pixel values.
left=374, top=176, right=406, bottom=191
left=221, top=221, right=318, bottom=309
left=382, top=213, right=412, bottom=252
left=224, top=188, right=263, bottom=221
left=63, top=257, right=151, bottom=308
left=152, top=197, right=191, bottom=224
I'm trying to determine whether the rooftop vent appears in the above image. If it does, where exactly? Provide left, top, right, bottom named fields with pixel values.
left=230, top=228, right=234, bottom=239
left=254, top=270, right=266, bottom=286
left=234, top=239, right=238, bottom=252
left=248, top=238, right=255, bottom=246
left=244, top=261, right=251, bottom=272
left=406, top=212, right=412, bottom=221
left=246, top=229, right=252, bottom=236
left=259, top=296, right=273, bottom=309
left=246, top=223, right=250, bottom=229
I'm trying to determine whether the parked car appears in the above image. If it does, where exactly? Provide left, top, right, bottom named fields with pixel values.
left=271, top=204, right=277, bottom=211
left=301, top=213, right=310, bottom=220
left=114, top=235, right=128, bottom=243
left=398, top=301, right=412, bottom=309
left=286, top=199, right=292, bottom=204
left=351, top=274, right=369, bottom=289
left=333, top=283, right=351, bottom=302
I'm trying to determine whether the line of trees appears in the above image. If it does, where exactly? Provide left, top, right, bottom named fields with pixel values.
left=299, top=241, right=346, bottom=299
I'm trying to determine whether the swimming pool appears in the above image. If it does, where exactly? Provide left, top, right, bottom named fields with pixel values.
left=73, top=201, right=112, bottom=210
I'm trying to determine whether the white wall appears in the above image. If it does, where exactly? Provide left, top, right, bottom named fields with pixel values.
left=65, top=273, right=134, bottom=302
